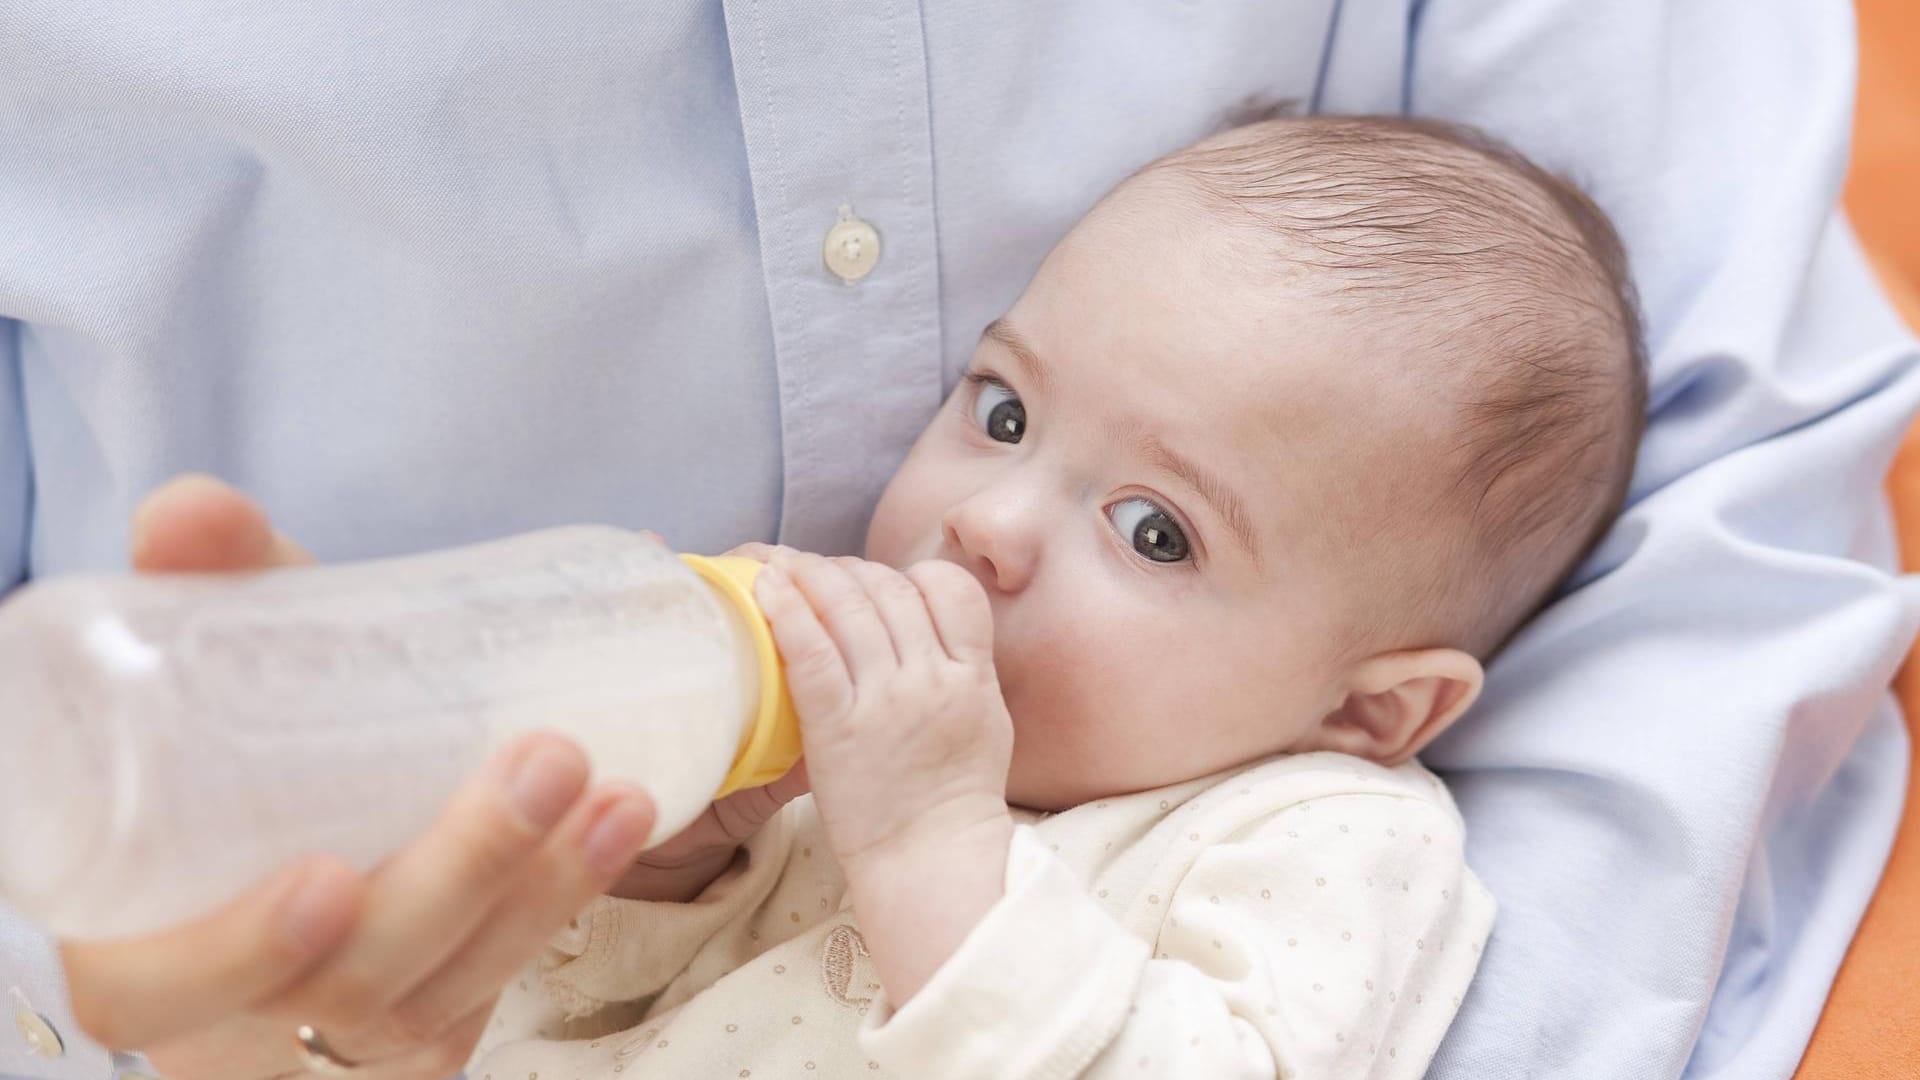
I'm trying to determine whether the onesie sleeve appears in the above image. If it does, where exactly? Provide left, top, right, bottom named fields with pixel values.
left=861, top=791, right=1495, bottom=1080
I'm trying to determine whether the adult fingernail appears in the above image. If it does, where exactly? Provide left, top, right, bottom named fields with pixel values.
left=585, top=791, right=656, bottom=876
left=507, top=744, right=582, bottom=831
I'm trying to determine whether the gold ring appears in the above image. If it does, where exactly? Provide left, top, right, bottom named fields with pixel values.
left=292, top=1024, right=360, bottom=1076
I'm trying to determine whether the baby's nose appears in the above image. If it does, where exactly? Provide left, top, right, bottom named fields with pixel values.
left=941, top=495, right=1038, bottom=595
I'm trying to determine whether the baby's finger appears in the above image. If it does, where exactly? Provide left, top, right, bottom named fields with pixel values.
left=782, top=554, right=899, bottom=680
left=707, top=760, right=811, bottom=844
left=725, top=542, right=785, bottom=563
left=755, top=564, right=857, bottom=723
left=907, top=561, right=996, bottom=665
left=845, top=560, right=942, bottom=664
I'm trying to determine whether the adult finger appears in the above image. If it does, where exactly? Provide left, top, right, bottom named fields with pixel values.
left=333, top=999, right=496, bottom=1080
left=133, top=772, right=644, bottom=1080
left=843, top=560, right=942, bottom=664
left=60, top=857, right=363, bottom=1051
left=271, top=734, right=592, bottom=1052
left=371, top=783, right=655, bottom=1049
left=130, top=473, right=314, bottom=572
left=906, top=560, right=996, bottom=665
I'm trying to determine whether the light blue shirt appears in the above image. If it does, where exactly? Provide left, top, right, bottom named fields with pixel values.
left=3, top=2, right=1916, bottom=1078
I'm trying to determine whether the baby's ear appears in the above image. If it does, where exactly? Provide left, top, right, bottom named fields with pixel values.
left=1296, top=649, right=1483, bottom=765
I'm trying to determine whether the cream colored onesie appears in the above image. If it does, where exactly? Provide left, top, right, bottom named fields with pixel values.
left=470, top=752, right=1494, bottom=1079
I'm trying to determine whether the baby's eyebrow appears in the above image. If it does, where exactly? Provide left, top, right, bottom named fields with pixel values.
left=982, top=318, right=1056, bottom=397
left=1130, top=428, right=1264, bottom=571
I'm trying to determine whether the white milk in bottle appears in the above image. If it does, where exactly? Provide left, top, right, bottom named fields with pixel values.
left=0, top=526, right=799, bottom=940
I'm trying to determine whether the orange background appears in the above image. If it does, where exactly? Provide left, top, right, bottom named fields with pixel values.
left=1793, top=0, right=1920, bottom=1074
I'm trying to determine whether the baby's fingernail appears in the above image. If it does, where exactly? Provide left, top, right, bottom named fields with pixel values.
left=507, top=744, right=584, bottom=831
left=585, top=790, right=656, bottom=875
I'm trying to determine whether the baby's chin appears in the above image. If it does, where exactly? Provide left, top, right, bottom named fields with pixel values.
left=1003, top=770, right=1087, bottom=812
left=1004, top=753, right=1157, bottom=811
left=1001, top=702, right=1140, bottom=811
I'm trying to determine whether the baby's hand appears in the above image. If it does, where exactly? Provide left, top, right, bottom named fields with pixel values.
left=753, top=554, right=1014, bottom=874
left=606, top=763, right=809, bottom=902
left=723, top=541, right=791, bottom=564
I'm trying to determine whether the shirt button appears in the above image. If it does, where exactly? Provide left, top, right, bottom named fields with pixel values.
left=8, top=988, right=64, bottom=1060
left=823, top=206, right=881, bottom=283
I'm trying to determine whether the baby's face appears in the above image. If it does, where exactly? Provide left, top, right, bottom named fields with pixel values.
left=868, top=180, right=1435, bottom=808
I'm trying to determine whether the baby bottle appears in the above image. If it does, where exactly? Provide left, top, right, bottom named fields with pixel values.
left=0, top=526, right=800, bottom=940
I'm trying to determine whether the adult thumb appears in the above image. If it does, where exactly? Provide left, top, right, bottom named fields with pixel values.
left=130, top=474, right=315, bottom=572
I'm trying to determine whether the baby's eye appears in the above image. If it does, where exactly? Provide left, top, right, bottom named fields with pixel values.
left=971, top=379, right=1026, bottom=444
left=1109, top=498, right=1191, bottom=564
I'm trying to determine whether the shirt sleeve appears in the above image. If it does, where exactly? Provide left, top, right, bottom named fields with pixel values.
left=0, top=328, right=93, bottom=1080
left=1, top=318, right=28, bottom=598
left=0, top=908, right=121, bottom=1079
left=860, top=793, right=1492, bottom=1080
left=1394, top=4, right=1920, bottom=1078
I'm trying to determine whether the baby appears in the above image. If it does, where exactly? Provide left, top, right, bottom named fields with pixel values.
left=471, top=114, right=1646, bottom=1079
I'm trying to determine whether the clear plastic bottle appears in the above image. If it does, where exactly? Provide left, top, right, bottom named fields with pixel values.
left=0, top=526, right=799, bottom=941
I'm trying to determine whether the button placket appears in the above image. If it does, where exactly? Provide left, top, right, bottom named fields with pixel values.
left=722, top=0, right=945, bottom=554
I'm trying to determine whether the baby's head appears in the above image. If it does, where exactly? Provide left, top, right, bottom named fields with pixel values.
left=867, top=116, right=1647, bottom=809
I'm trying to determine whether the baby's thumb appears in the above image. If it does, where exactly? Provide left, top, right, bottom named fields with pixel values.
left=710, top=761, right=810, bottom=842
left=761, top=760, right=810, bottom=805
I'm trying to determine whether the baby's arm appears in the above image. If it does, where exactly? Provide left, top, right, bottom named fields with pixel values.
left=751, top=552, right=1017, bottom=1002
left=865, top=793, right=1493, bottom=1080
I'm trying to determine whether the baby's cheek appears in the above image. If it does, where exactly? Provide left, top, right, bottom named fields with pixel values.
left=998, top=626, right=1169, bottom=804
left=862, top=496, right=918, bottom=566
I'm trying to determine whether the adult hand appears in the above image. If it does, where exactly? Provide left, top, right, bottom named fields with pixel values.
left=60, top=475, right=659, bottom=1079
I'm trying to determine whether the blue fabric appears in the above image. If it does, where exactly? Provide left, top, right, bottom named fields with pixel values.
left=1, top=2, right=1915, bottom=1078
left=0, top=320, right=26, bottom=595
